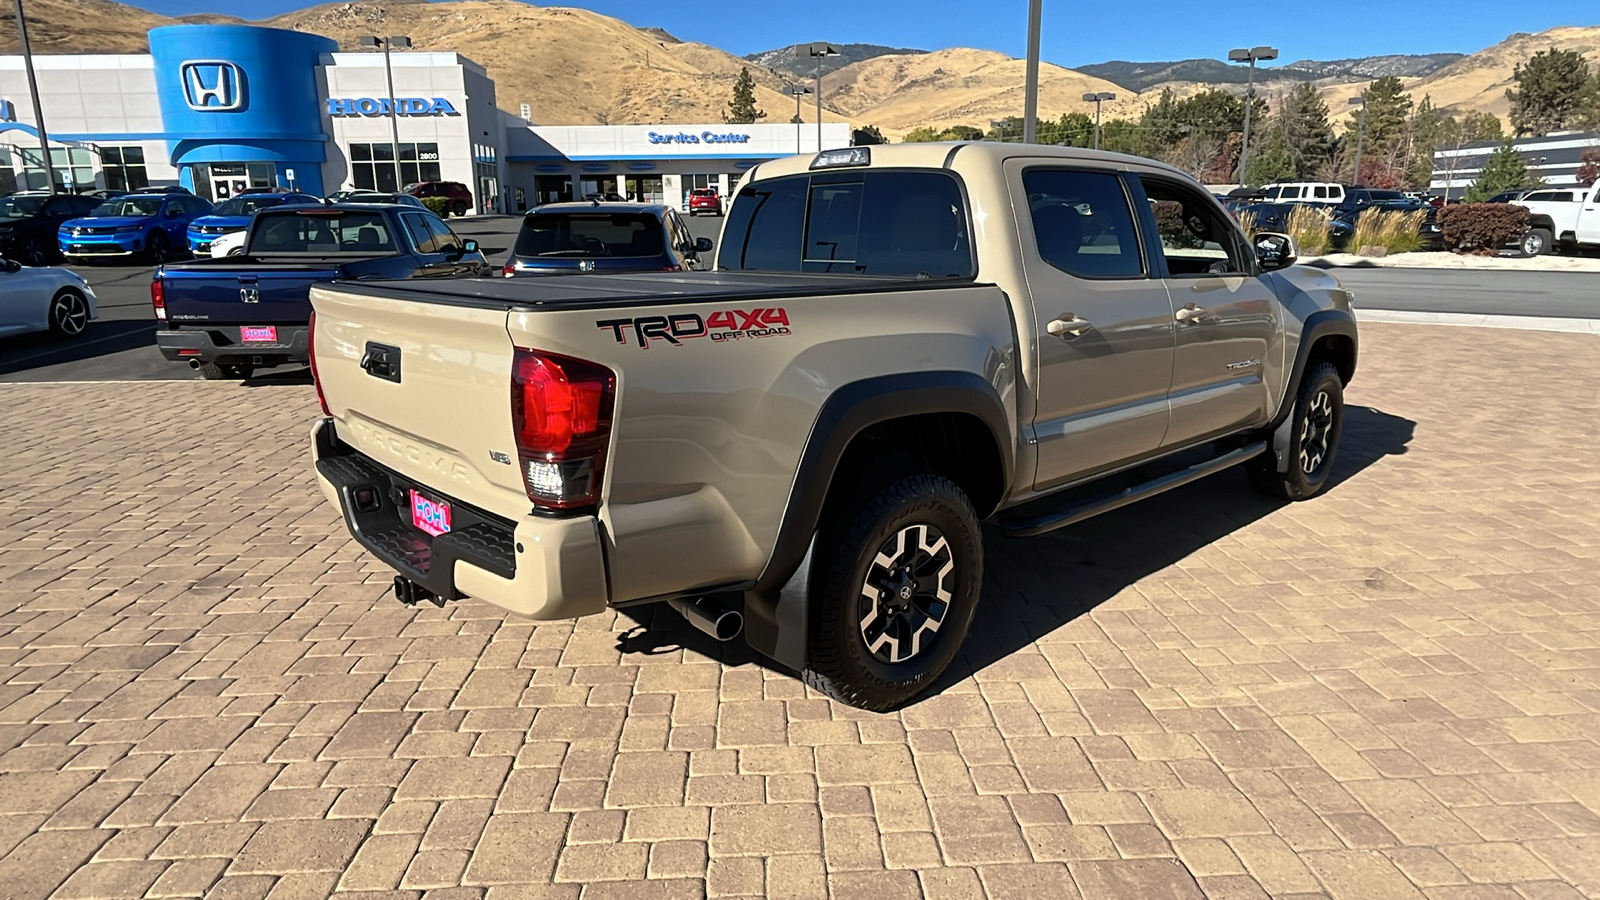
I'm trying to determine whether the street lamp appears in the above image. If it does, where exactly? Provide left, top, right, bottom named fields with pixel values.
left=788, top=86, right=812, bottom=154
left=1348, top=96, right=1368, bottom=187
left=1228, top=45, right=1278, bottom=185
left=806, top=43, right=838, bottom=150
left=1082, top=92, right=1115, bottom=150
left=12, top=0, right=59, bottom=193
left=359, top=34, right=413, bottom=192
left=990, top=119, right=1011, bottom=143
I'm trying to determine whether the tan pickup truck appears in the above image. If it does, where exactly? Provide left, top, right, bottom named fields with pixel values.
left=309, top=142, right=1357, bottom=710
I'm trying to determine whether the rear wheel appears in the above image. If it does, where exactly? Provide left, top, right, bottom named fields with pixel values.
left=20, top=237, right=51, bottom=267
left=1248, top=361, right=1345, bottom=501
left=47, top=289, right=90, bottom=338
left=451, top=201, right=468, bottom=217
left=804, top=473, right=983, bottom=712
left=1520, top=228, right=1553, bottom=257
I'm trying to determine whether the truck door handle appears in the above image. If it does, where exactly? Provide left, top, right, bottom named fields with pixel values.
left=1047, top=314, right=1093, bottom=338
left=1175, top=304, right=1208, bottom=324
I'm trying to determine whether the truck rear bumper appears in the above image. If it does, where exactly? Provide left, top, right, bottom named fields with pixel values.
left=156, top=325, right=309, bottom=366
left=310, top=418, right=608, bottom=619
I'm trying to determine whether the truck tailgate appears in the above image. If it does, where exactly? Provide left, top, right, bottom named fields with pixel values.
left=311, top=285, right=528, bottom=518
left=164, top=266, right=339, bottom=324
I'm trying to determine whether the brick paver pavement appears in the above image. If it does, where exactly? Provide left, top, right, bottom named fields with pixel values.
left=2, top=322, right=1599, bottom=900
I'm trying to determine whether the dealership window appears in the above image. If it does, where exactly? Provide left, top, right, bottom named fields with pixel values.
left=101, top=147, right=149, bottom=192
left=19, top=147, right=95, bottom=192
left=350, top=142, right=441, bottom=192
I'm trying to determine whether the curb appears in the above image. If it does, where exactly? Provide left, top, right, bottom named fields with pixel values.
left=1355, top=308, right=1600, bottom=334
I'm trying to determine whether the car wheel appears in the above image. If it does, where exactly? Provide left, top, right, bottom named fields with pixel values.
left=452, top=201, right=468, bottom=217
left=1248, top=361, right=1345, bottom=501
left=804, top=473, right=983, bottom=712
left=1520, top=228, right=1553, bottom=257
left=21, top=237, right=50, bottom=267
left=147, top=231, right=170, bottom=264
left=227, top=246, right=245, bottom=257
left=196, top=361, right=228, bottom=380
left=47, top=289, right=90, bottom=339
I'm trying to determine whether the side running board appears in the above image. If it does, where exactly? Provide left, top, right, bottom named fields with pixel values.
left=1000, top=442, right=1267, bottom=538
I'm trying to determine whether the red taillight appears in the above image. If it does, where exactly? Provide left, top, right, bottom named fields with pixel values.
left=502, top=261, right=516, bottom=278
left=511, top=349, right=615, bottom=509
left=308, top=310, right=330, bottom=416
left=150, top=278, right=166, bottom=321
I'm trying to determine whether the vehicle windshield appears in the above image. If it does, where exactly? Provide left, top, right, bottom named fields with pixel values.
left=249, top=210, right=397, bottom=254
left=212, top=196, right=287, bottom=216
left=515, top=213, right=665, bottom=258
left=0, top=196, right=47, bottom=219
left=89, top=196, right=163, bottom=217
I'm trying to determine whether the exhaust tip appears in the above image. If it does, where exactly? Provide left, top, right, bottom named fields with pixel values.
left=188, top=359, right=201, bottom=369
left=712, top=609, right=743, bottom=642
left=669, top=596, right=743, bottom=642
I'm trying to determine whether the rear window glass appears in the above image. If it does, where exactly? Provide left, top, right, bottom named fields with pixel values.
left=249, top=211, right=396, bottom=254
left=514, top=213, right=665, bottom=259
left=720, top=171, right=972, bottom=278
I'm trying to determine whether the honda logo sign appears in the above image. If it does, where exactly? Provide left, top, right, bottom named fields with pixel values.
left=181, top=61, right=246, bottom=112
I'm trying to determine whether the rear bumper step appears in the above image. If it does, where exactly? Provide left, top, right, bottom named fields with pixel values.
left=1000, top=442, right=1267, bottom=537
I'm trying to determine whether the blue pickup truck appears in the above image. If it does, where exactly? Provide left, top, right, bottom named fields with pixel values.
left=152, top=203, right=487, bottom=379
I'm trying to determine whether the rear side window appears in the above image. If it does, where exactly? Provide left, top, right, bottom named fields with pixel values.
left=514, top=213, right=665, bottom=259
left=1023, top=169, right=1143, bottom=278
left=1313, top=186, right=1329, bottom=199
left=1281, top=186, right=1301, bottom=199
left=251, top=211, right=397, bottom=253
left=720, top=171, right=972, bottom=278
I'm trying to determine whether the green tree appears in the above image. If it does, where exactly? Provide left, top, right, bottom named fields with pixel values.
left=1460, top=110, right=1504, bottom=141
left=902, top=124, right=983, bottom=142
left=1506, top=48, right=1594, bottom=136
left=855, top=124, right=887, bottom=144
left=902, top=126, right=941, bottom=142
left=1464, top=139, right=1543, bottom=201
left=1098, top=119, right=1142, bottom=155
left=1045, top=112, right=1096, bottom=147
left=1279, top=83, right=1335, bottom=180
left=1345, top=76, right=1413, bottom=185
left=724, top=68, right=766, bottom=124
left=1244, top=123, right=1295, bottom=186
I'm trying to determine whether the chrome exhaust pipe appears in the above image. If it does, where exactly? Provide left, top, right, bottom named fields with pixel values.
left=669, top=596, right=743, bottom=641
left=188, top=359, right=201, bottom=369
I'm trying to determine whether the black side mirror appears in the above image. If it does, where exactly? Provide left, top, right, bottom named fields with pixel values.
left=1254, top=232, right=1298, bottom=271
left=694, top=237, right=714, bottom=254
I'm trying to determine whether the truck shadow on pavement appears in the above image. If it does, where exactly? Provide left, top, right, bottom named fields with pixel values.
left=614, top=405, right=1416, bottom=700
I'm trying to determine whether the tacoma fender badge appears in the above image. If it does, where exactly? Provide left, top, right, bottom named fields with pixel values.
left=1225, top=358, right=1262, bottom=371
left=489, top=450, right=512, bottom=465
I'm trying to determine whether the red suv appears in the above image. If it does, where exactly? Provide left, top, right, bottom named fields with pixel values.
left=688, top=188, right=723, bottom=217
left=405, top=181, right=474, bottom=216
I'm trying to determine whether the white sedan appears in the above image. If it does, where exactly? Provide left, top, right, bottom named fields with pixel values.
left=208, top=230, right=246, bottom=257
left=0, top=258, right=97, bottom=339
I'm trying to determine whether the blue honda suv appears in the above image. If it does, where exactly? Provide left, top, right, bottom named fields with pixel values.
left=186, top=190, right=323, bottom=256
left=59, top=188, right=214, bottom=264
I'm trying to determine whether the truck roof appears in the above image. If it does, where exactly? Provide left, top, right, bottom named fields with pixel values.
left=743, top=141, right=1193, bottom=183
left=529, top=201, right=670, bottom=215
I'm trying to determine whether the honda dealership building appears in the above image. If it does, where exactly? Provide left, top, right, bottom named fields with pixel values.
left=0, top=23, right=851, bottom=213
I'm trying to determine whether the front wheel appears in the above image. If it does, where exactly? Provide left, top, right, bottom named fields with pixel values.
left=452, top=201, right=468, bottom=217
left=1248, top=361, right=1345, bottom=501
left=1520, top=228, right=1553, bottom=257
left=147, top=231, right=170, bottom=264
left=21, top=237, right=51, bottom=267
left=47, top=290, right=90, bottom=338
left=804, top=473, right=983, bottom=712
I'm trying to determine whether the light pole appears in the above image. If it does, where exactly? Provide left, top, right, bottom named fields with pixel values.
left=1082, top=92, right=1115, bottom=150
left=990, top=119, right=1010, bottom=143
left=1022, top=0, right=1042, bottom=144
left=12, top=0, right=59, bottom=193
left=360, top=34, right=412, bottom=192
left=807, top=43, right=838, bottom=150
left=789, top=86, right=811, bottom=154
left=1228, top=46, right=1278, bottom=185
left=1348, top=96, right=1368, bottom=187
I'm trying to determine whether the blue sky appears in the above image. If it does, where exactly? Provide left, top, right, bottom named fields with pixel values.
left=124, top=0, right=1599, bottom=67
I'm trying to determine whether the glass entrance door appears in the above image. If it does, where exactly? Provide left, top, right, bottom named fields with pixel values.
left=193, top=162, right=276, bottom=203
left=624, top=175, right=664, bottom=204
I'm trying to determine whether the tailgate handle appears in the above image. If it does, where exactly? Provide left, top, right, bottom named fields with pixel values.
left=360, top=342, right=402, bottom=383
left=237, top=275, right=258, bottom=284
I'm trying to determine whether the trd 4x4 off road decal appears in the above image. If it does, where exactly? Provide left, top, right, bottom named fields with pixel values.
left=597, top=308, right=791, bottom=349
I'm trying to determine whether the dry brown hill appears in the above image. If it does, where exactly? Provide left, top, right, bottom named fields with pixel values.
left=0, top=0, right=168, bottom=54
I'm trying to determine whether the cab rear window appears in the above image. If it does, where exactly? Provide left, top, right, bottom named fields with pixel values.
left=719, top=171, right=973, bottom=278
left=250, top=211, right=396, bottom=253
left=513, top=213, right=665, bottom=259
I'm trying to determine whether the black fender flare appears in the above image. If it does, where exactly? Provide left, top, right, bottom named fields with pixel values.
left=1266, top=308, right=1358, bottom=472
left=742, top=370, right=1012, bottom=669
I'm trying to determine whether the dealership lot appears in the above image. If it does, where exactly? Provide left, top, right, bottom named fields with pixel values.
left=1, top=322, right=1598, bottom=898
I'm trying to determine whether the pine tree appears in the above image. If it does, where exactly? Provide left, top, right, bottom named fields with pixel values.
left=1506, top=48, right=1594, bottom=136
left=1245, top=123, right=1295, bottom=186
left=724, top=68, right=766, bottom=124
left=1279, top=83, right=1335, bottom=179
left=1464, top=140, right=1542, bottom=202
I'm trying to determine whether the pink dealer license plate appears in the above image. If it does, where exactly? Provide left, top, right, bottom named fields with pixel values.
left=241, top=326, right=278, bottom=343
left=409, top=489, right=452, bottom=537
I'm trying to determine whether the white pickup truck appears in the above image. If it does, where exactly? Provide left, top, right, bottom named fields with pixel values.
left=1514, top=184, right=1600, bottom=255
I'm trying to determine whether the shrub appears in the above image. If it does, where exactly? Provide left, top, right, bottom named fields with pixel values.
left=422, top=196, right=451, bottom=217
left=1347, top=209, right=1428, bottom=255
left=1438, top=202, right=1530, bottom=254
left=1285, top=204, right=1332, bottom=256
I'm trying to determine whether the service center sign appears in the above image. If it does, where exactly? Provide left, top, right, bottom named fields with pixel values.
left=647, top=131, right=751, bottom=145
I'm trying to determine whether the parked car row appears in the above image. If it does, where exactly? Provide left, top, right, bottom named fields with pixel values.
left=1227, top=187, right=1443, bottom=252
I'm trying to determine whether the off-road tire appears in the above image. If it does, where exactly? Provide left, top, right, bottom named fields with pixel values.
left=47, top=289, right=90, bottom=338
left=803, top=473, right=983, bottom=712
left=1248, top=361, right=1345, bottom=501
left=1521, top=228, right=1553, bottom=257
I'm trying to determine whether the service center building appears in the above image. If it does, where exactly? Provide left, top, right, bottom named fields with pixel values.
left=1, top=22, right=852, bottom=214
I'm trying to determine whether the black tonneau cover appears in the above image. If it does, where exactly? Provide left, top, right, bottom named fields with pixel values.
left=323, top=271, right=986, bottom=312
